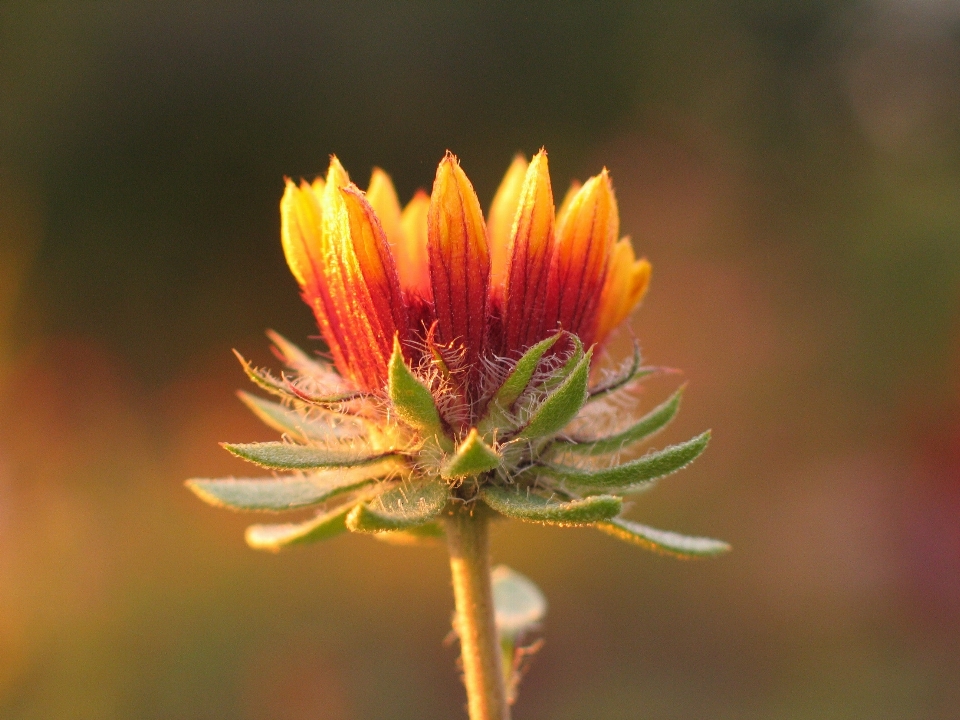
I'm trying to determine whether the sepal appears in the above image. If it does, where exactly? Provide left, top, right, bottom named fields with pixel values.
left=516, top=347, right=592, bottom=441
left=346, top=478, right=450, bottom=532
left=595, top=517, right=730, bottom=558
left=245, top=503, right=354, bottom=551
left=223, top=441, right=396, bottom=470
left=441, top=429, right=501, bottom=479
left=237, top=391, right=365, bottom=443
left=481, top=485, right=621, bottom=525
left=541, top=431, right=710, bottom=494
left=387, top=336, right=452, bottom=450
left=186, top=465, right=391, bottom=511
left=555, top=385, right=684, bottom=455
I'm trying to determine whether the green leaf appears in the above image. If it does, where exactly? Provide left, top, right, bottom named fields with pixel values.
left=494, top=332, right=563, bottom=409
left=556, top=385, right=684, bottom=456
left=223, top=441, right=396, bottom=470
left=237, top=391, right=365, bottom=442
left=245, top=503, right=354, bottom=551
left=234, top=350, right=290, bottom=398
left=441, top=429, right=502, bottom=479
left=347, top=478, right=450, bottom=532
left=387, top=336, right=452, bottom=449
left=185, top=464, right=393, bottom=511
left=541, top=431, right=710, bottom=494
left=266, top=329, right=332, bottom=376
left=515, top=348, right=593, bottom=441
left=586, top=340, right=663, bottom=401
left=595, top=517, right=730, bottom=558
left=492, top=565, right=547, bottom=638
left=373, top=521, right=445, bottom=546
left=481, top=485, right=621, bottom=525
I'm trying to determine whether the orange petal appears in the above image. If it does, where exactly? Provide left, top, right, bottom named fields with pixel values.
left=555, top=179, right=582, bottom=230
left=501, top=149, right=556, bottom=355
left=280, top=178, right=322, bottom=290
left=340, top=185, right=409, bottom=349
left=398, top=190, right=432, bottom=298
left=592, top=238, right=651, bottom=345
left=542, top=169, right=619, bottom=344
left=280, top=175, right=354, bottom=380
left=427, top=152, right=490, bottom=380
left=487, top=153, right=528, bottom=291
left=366, top=168, right=404, bottom=251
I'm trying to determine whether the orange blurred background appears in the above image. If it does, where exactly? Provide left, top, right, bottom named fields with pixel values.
left=1, top=3, right=959, bottom=718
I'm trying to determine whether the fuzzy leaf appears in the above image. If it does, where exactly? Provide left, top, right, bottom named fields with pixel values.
left=492, top=565, right=547, bottom=638
left=388, top=336, right=450, bottom=447
left=266, top=329, right=332, bottom=377
left=237, top=391, right=364, bottom=442
left=494, top=332, right=563, bottom=409
left=481, top=485, right=621, bottom=525
left=587, top=340, right=663, bottom=400
left=234, top=350, right=359, bottom=405
left=516, top=348, right=593, bottom=441
left=373, top=521, right=445, bottom=546
left=234, top=350, right=290, bottom=398
left=557, top=385, right=684, bottom=455
left=245, top=503, right=354, bottom=551
left=441, top=429, right=502, bottom=479
left=185, top=464, right=393, bottom=511
left=595, top=517, right=730, bottom=558
left=223, top=441, right=395, bottom=470
left=542, top=431, right=710, bottom=494
left=347, top=478, right=449, bottom=532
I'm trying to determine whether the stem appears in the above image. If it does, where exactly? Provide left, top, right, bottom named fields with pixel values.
left=446, top=508, right=510, bottom=720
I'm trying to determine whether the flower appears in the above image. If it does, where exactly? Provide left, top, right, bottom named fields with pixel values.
left=188, top=150, right=728, bottom=558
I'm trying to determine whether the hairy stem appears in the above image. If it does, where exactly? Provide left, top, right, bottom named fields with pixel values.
left=447, top=508, right=510, bottom=720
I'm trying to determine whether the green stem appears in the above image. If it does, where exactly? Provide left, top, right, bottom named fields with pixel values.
left=446, top=508, right=510, bottom=720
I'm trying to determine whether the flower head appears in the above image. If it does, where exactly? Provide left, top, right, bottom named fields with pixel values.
left=188, top=150, right=727, bottom=558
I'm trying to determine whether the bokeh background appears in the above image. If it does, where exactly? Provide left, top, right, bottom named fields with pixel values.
left=2, top=2, right=959, bottom=718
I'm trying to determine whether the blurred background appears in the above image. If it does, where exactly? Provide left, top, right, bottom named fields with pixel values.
left=1, top=2, right=959, bottom=718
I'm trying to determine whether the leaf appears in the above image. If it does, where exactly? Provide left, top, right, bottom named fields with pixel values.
left=441, top=429, right=502, bottom=479
left=515, top=348, right=593, bottom=441
left=347, top=478, right=450, bottom=532
left=387, top=336, right=451, bottom=449
left=185, top=464, right=393, bottom=511
left=586, top=340, right=662, bottom=400
left=373, top=521, right=445, bottom=546
left=541, top=431, right=710, bottom=494
left=234, top=350, right=290, bottom=398
left=595, top=517, right=730, bottom=558
left=481, top=485, right=621, bottom=525
left=245, top=503, right=354, bottom=551
left=222, top=441, right=396, bottom=470
left=266, top=329, right=333, bottom=377
left=493, top=332, right=563, bottom=409
left=491, top=565, right=547, bottom=638
left=237, top=391, right=365, bottom=442
left=556, top=385, right=684, bottom=455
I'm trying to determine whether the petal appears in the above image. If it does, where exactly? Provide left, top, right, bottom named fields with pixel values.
left=427, top=152, right=490, bottom=381
left=542, top=169, right=619, bottom=344
left=501, top=149, right=556, bottom=355
left=366, top=168, right=404, bottom=251
left=319, top=157, right=394, bottom=390
left=340, top=184, right=410, bottom=351
left=398, top=190, right=432, bottom=298
left=592, top=238, right=651, bottom=346
left=555, top=179, right=581, bottom=230
left=280, top=177, right=351, bottom=379
left=280, top=178, right=322, bottom=290
left=487, top=153, right=528, bottom=292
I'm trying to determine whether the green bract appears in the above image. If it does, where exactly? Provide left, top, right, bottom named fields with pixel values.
left=187, top=331, right=727, bottom=556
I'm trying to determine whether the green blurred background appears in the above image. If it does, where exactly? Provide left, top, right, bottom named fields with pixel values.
left=2, top=2, right=959, bottom=718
